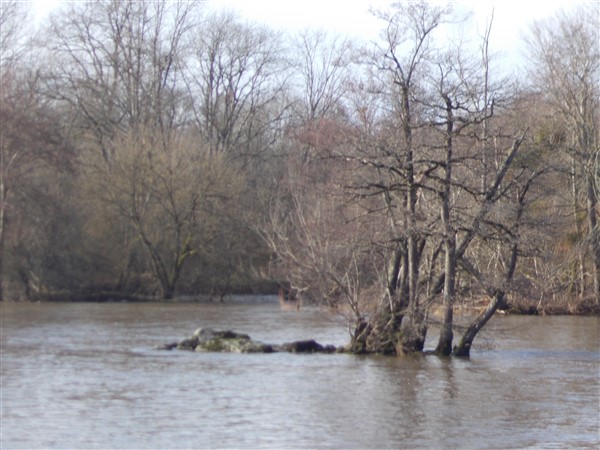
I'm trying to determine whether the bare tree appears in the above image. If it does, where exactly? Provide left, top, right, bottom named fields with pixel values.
left=291, top=28, right=355, bottom=122
left=87, top=127, right=243, bottom=299
left=42, top=0, right=197, bottom=162
left=0, top=0, right=27, bottom=71
left=0, top=1, right=76, bottom=301
left=0, top=0, right=25, bottom=301
left=263, top=2, right=537, bottom=356
left=525, top=3, right=600, bottom=302
left=358, top=1, right=451, bottom=354
left=185, top=11, right=288, bottom=162
left=258, top=116, right=384, bottom=343
left=0, top=76, right=76, bottom=301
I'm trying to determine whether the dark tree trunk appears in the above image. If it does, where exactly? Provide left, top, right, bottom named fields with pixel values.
left=585, top=174, right=600, bottom=303
left=397, top=310, right=427, bottom=354
left=436, top=94, right=456, bottom=357
left=454, top=176, right=531, bottom=356
left=397, top=236, right=427, bottom=354
left=436, top=245, right=455, bottom=356
left=161, top=284, right=175, bottom=300
left=452, top=291, right=504, bottom=357
left=0, top=163, right=5, bottom=302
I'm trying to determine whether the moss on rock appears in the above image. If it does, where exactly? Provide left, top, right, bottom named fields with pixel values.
left=164, top=328, right=339, bottom=354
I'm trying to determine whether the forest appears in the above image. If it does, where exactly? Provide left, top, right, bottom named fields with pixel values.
left=1, top=1, right=598, bottom=355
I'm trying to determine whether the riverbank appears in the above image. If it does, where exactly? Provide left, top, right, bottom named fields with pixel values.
left=505, top=295, right=599, bottom=316
left=5, top=289, right=598, bottom=316
left=426, top=294, right=599, bottom=318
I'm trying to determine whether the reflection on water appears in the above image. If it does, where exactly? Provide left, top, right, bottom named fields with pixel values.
left=1, top=299, right=599, bottom=449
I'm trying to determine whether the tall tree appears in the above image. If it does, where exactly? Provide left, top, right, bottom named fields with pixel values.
left=43, top=0, right=197, bottom=162
left=291, top=28, right=354, bottom=122
left=0, top=1, right=75, bottom=301
left=185, top=11, right=287, bottom=162
left=265, top=2, right=536, bottom=356
left=88, top=127, right=242, bottom=299
left=525, top=4, right=600, bottom=302
left=364, top=1, right=451, bottom=354
left=0, top=0, right=24, bottom=301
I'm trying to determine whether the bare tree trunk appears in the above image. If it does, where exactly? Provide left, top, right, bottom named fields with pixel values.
left=436, top=240, right=455, bottom=356
left=452, top=291, right=504, bottom=357
left=586, top=173, right=600, bottom=302
left=386, top=244, right=405, bottom=316
left=436, top=94, right=456, bottom=356
left=480, top=10, right=493, bottom=194
left=134, top=220, right=174, bottom=300
left=453, top=238, right=518, bottom=357
left=0, top=149, right=7, bottom=302
left=387, top=247, right=403, bottom=302
left=454, top=177, right=532, bottom=356
left=571, top=155, right=585, bottom=296
left=396, top=80, right=427, bottom=354
left=0, top=178, right=4, bottom=302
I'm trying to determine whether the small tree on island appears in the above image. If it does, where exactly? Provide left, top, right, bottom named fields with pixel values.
left=264, top=2, right=550, bottom=356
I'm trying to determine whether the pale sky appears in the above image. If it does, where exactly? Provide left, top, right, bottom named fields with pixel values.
left=205, top=0, right=583, bottom=67
left=31, top=0, right=585, bottom=70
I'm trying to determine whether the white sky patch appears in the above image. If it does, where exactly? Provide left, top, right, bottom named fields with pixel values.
left=207, top=0, right=383, bottom=38
left=30, top=0, right=62, bottom=21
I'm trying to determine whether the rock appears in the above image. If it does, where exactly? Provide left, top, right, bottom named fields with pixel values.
left=280, top=339, right=325, bottom=353
left=177, top=336, right=199, bottom=351
left=195, top=336, right=274, bottom=353
left=194, top=328, right=251, bottom=341
left=156, top=342, right=178, bottom=350
left=161, top=328, right=339, bottom=355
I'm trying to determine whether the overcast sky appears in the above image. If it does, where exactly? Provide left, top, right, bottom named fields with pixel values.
left=207, top=0, right=582, bottom=66
left=32, top=0, right=584, bottom=71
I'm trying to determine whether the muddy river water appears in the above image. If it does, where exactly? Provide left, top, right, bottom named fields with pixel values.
left=1, top=299, right=598, bottom=449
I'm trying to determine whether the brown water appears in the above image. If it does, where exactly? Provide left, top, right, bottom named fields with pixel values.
left=1, top=298, right=599, bottom=449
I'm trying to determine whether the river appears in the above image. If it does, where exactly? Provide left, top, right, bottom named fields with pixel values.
left=1, top=298, right=598, bottom=449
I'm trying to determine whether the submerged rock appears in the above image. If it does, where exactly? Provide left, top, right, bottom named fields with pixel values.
left=161, top=328, right=341, bottom=354
left=277, top=339, right=337, bottom=353
left=177, top=336, right=199, bottom=350
left=156, top=342, right=178, bottom=350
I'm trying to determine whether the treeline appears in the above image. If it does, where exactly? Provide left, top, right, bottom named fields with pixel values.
left=1, top=0, right=598, bottom=333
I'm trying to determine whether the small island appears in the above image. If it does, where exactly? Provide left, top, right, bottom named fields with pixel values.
left=159, top=327, right=342, bottom=354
